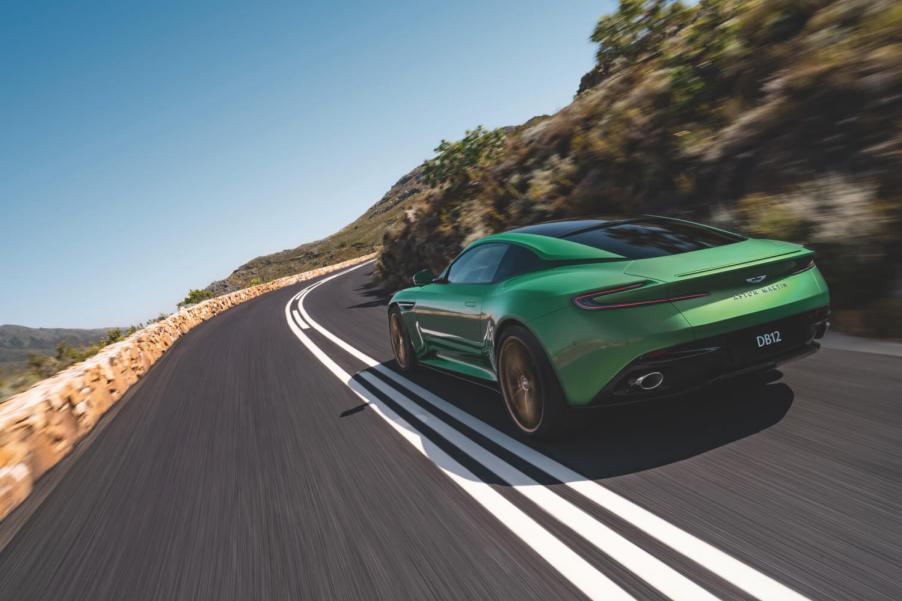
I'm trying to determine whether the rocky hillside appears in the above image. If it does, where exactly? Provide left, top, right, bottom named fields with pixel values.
left=204, top=166, right=426, bottom=295
left=376, top=0, right=902, bottom=337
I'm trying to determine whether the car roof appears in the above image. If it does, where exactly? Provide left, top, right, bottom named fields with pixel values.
left=507, top=218, right=612, bottom=237
left=471, top=215, right=747, bottom=261
left=471, top=230, right=625, bottom=261
left=471, top=217, right=628, bottom=261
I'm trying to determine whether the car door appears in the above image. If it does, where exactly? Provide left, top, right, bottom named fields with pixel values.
left=414, top=243, right=507, bottom=362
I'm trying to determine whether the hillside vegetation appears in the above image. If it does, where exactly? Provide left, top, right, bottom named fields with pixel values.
left=0, top=325, right=127, bottom=401
left=204, top=167, right=426, bottom=295
left=376, top=0, right=902, bottom=337
left=0, top=325, right=110, bottom=370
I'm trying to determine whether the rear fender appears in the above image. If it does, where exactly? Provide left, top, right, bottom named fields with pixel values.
left=528, top=302, right=694, bottom=407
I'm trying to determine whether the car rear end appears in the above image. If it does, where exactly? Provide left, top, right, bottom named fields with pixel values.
left=594, top=240, right=830, bottom=404
left=518, top=217, right=830, bottom=407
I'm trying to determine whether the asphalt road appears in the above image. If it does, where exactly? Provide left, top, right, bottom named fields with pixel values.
left=1, top=262, right=900, bottom=600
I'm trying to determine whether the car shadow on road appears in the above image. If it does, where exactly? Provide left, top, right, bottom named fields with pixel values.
left=347, top=280, right=391, bottom=310
left=543, top=373, right=794, bottom=481
left=363, top=363, right=795, bottom=483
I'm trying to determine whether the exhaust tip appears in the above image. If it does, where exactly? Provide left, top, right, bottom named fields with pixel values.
left=633, top=371, right=664, bottom=391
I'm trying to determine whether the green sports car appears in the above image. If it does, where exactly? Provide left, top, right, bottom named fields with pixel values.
left=387, top=216, right=830, bottom=437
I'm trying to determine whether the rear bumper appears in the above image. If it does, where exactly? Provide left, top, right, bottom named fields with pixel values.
left=589, top=306, right=830, bottom=406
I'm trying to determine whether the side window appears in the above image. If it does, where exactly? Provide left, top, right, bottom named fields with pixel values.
left=494, top=245, right=544, bottom=282
left=446, top=244, right=508, bottom=284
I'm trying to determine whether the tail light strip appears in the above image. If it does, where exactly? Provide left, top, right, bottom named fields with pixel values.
left=789, top=258, right=815, bottom=275
left=576, top=293, right=709, bottom=310
left=573, top=281, right=708, bottom=310
left=573, top=282, right=645, bottom=309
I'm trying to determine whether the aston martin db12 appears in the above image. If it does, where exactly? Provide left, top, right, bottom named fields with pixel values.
left=387, top=216, right=830, bottom=437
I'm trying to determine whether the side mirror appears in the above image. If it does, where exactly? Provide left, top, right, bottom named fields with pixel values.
left=412, top=269, right=435, bottom=286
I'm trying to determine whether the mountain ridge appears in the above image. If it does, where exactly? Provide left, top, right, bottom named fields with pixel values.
left=203, top=165, right=426, bottom=296
left=0, top=324, right=111, bottom=370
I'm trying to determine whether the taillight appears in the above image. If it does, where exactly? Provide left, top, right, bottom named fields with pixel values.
left=789, top=258, right=815, bottom=275
left=573, top=281, right=708, bottom=310
left=573, top=282, right=645, bottom=309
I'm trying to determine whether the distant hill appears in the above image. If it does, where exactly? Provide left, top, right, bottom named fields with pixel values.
left=203, top=165, right=426, bottom=296
left=0, top=325, right=110, bottom=370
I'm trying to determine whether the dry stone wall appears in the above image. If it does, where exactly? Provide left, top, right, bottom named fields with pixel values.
left=0, top=253, right=375, bottom=521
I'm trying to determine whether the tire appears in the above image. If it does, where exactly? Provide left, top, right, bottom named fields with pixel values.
left=497, top=325, right=568, bottom=439
left=388, top=306, right=417, bottom=372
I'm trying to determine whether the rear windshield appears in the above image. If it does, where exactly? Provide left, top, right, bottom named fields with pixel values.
left=562, top=218, right=744, bottom=259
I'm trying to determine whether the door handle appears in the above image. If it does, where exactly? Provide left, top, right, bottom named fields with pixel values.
left=464, top=300, right=477, bottom=308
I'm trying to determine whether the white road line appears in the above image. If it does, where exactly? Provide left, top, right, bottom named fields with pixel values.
left=296, top=262, right=812, bottom=601
left=283, top=288, right=635, bottom=601
left=291, top=309, right=310, bottom=329
left=355, top=370, right=719, bottom=601
left=293, top=279, right=718, bottom=601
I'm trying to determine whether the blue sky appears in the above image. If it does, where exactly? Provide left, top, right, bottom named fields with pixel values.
left=1, top=1, right=611, bottom=328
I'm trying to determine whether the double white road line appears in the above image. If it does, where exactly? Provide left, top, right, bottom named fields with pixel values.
left=284, top=262, right=810, bottom=601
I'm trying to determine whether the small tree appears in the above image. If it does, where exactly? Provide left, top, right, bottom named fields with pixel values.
left=55, top=341, right=78, bottom=363
left=423, top=126, right=506, bottom=189
left=591, top=0, right=689, bottom=75
left=179, top=288, right=214, bottom=307
left=104, top=328, right=124, bottom=345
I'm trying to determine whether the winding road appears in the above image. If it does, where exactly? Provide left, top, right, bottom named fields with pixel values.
left=1, top=262, right=900, bottom=600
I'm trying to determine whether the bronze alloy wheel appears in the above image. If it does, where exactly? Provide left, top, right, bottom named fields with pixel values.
left=499, top=337, right=543, bottom=432
left=389, top=312, right=409, bottom=369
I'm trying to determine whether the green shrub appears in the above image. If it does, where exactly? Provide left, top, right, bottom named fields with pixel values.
left=423, top=126, right=506, bottom=189
left=178, top=289, right=214, bottom=307
left=104, top=328, right=124, bottom=345
left=591, top=0, right=690, bottom=76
